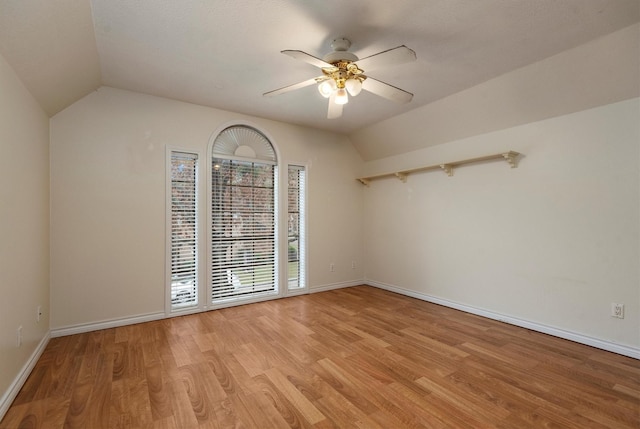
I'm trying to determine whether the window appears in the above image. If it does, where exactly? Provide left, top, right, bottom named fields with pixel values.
left=169, top=151, right=198, bottom=309
left=287, top=165, right=306, bottom=290
left=167, top=126, right=307, bottom=312
left=210, top=126, right=278, bottom=302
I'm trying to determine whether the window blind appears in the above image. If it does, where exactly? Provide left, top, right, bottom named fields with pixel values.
left=211, top=158, right=277, bottom=301
left=287, top=165, right=306, bottom=290
left=170, top=151, right=198, bottom=308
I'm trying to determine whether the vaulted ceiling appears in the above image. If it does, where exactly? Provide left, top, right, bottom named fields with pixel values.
left=0, top=0, right=638, bottom=134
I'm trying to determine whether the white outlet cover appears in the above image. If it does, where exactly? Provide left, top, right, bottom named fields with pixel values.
left=611, top=303, right=624, bottom=319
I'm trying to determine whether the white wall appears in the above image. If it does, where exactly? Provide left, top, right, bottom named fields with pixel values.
left=50, top=87, right=364, bottom=330
left=363, top=98, right=639, bottom=352
left=0, top=53, right=50, bottom=410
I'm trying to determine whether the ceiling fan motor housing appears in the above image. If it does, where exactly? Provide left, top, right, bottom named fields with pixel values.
left=323, top=38, right=359, bottom=64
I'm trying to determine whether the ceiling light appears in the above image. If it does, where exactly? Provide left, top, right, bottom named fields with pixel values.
left=318, top=79, right=336, bottom=98
left=345, top=79, right=362, bottom=96
left=335, top=88, right=349, bottom=105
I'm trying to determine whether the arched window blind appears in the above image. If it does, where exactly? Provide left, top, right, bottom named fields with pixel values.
left=211, top=126, right=278, bottom=302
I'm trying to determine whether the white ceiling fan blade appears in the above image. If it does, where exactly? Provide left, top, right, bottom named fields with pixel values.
left=327, top=92, right=343, bottom=119
left=263, top=77, right=320, bottom=97
left=355, top=46, right=416, bottom=72
left=282, top=50, right=338, bottom=71
left=362, top=77, right=413, bottom=104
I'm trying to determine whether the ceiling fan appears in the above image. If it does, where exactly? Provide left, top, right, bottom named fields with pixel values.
left=263, top=38, right=417, bottom=119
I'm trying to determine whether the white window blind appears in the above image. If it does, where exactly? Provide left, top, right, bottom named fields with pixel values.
left=170, top=151, right=198, bottom=308
left=287, top=165, right=306, bottom=290
left=211, top=158, right=277, bottom=301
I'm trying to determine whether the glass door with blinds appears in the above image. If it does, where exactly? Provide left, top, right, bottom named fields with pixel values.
left=209, top=125, right=280, bottom=304
left=210, top=158, right=277, bottom=301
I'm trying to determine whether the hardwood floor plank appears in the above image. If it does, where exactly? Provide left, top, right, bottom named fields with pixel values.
left=166, top=379, right=200, bottom=429
left=415, top=375, right=510, bottom=425
left=3, top=286, right=639, bottom=429
left=0, top=403, right=27, bottom=429
left=264, top=367, right=325, bottom=425
left=614, top=383, right=640, bottom=401
left=108, top=378, right=130, bottom=429
left=124, top=376, right=154, bottom=428
left=177, top=363, right=226, bottom=425
left=313, top=357, right=381, bottom=416
left=145, top=364, right=173, bottom=421
left=313, top=391, right=386, bottom=429
left=87, top=352, right=114, bottom=429
left=252, top=373, right=317, bottom=429
left=385, top=382, right=449, bottom=429
left=232, top=341, right=276, bottom=377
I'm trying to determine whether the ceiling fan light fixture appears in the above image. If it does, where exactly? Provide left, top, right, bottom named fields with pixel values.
left=265, top=39, right=417, bottom=120
left=345, top=78, right=362, bottom=96
left=335, top=88, right=349, bottom=105
left=318, top=79, right=335, bottom=98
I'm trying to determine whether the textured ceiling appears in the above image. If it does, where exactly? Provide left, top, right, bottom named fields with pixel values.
left=0, top=0, right=638, bottom=134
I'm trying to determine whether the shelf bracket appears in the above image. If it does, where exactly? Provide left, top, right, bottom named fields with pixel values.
left=394, top=172, right=408, bottom=183
left=440, top=164, right=454, bottom=177
left=502, top=151, right=519, bottom=168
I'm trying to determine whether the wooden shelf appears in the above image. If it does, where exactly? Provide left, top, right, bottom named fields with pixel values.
left=357, top=151, right=520, bottom=186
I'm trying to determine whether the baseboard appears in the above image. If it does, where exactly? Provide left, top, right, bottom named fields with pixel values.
left=366, top=280, right=640, bottom=360
left=50, top=282, right=363, bottom=336
left=50, top=311, right=166, bottom=338
left=310, top=280, right=364, bottom=294
left=0, top=331, right=50, bottom=421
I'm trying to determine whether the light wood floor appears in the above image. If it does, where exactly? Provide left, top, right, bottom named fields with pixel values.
left=2, top=286, right=639, bottom=428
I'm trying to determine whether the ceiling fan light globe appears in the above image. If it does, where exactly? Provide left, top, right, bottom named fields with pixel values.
left=318, top=80, right=336, bottom=98
left=345, top=79, right=362, bottom=96
left=335, top=88, right=349, bottom=105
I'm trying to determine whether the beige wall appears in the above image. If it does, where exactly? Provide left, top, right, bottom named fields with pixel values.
left=0, top=53, right=50, bottom=405
left=358, top=23, right=640, bottom=354
left=50, top=87, right=364, bottom=329
left=362, top=98, right=639, bottom=351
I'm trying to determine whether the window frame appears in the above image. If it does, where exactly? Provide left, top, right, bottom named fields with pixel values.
left=207, top=122, right=287, bottom=310
left=284, top=163, right=308, bottom=295
left=165, top=124, right=308, bottom=315
left=209, top=156, right=279, bottom=303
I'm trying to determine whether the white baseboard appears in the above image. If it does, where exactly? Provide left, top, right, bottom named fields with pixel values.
left=51, top=283, right=361, bottom=337
left=0, top=332, right=50, bottom=422
left=50, top=311, right=166, bottom=338
left=49, top=281, right=365, bottom=338
left=310, top=280, right=364, bottom=294
left=367, top=280, right=640, bottom=360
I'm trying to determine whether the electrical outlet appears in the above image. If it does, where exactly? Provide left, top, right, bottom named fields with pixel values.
left=351, top=260, right=356, bottom=269
left=611, top=303, right=624, bottom=319
left=330, top=263, right=335, bottom=272
left=37, top=305, right=42, bottom=323
left=16, top=326, right=22, bottom=347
